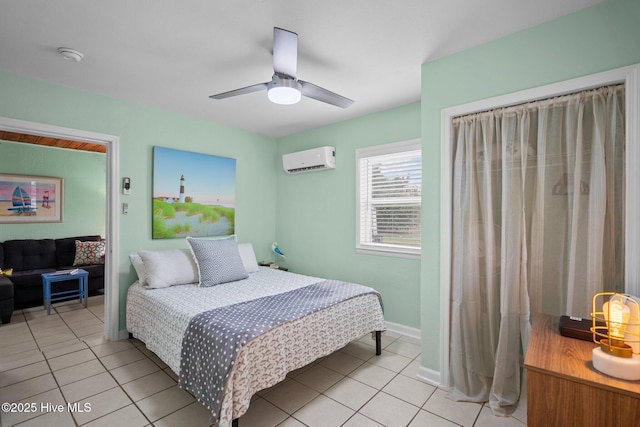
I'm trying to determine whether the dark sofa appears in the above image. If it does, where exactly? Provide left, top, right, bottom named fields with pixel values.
left=0, top=235, right=105, bottom=311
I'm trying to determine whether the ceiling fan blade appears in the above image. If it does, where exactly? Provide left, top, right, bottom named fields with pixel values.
left=273, top=27, right=298, bottom=78
left=209, top=82, right=269, bottom=99
left=299, top=81, right=354, bottom=108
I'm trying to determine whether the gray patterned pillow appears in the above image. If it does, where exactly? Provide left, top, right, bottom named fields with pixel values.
left=187, top=236, right=249, bottom=287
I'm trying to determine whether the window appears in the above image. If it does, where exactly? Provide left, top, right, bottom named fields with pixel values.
left=356, top=139, right=421, bottom=258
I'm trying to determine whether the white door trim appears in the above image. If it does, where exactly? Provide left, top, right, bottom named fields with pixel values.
left=0, top=117, right=121, bottom=340
left=439, top=63, right=640, bottom=388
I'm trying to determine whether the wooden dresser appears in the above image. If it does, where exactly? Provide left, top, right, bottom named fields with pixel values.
left=524, top=314, right=640, bottom=426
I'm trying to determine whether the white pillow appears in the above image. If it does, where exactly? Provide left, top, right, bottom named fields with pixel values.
left=129, top=254, right=147, bottom=286
left=138, top=248, right=199, bottom=288
left=237, top=243, right=259, bottom=273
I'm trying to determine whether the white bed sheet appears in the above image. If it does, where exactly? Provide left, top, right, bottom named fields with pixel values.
left=126, top=267, right=386, bottom=426
left=127, top=267, right=323, bottom=374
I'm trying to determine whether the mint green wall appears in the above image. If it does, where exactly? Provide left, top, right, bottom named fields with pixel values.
left=276, top=103, right=421, bottom=328
left=0, top=71, right=278, bottom=328
left=420, top=0, right=640, bottom=370
left=0, top=140, right=106, bottom=241
left=3, top=0, right=636, bottom=349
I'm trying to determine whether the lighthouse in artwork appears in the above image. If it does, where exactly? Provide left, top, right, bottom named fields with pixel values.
left=179, top=175, right=185, bottom=203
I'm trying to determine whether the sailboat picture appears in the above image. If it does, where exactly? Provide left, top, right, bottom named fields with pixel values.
left=0, top=174, right=63, bottom=223
left=8, top=185, right=36, bottom=215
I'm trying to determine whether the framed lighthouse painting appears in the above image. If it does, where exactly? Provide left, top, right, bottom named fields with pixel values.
left=152, top=146, right=236, bottom=239
left=0, top=174, right=63, bottom=223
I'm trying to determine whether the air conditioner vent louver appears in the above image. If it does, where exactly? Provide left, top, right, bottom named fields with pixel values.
left=283, top=146, right=335, bottom=174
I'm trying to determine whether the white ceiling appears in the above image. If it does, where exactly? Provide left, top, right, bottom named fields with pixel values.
left=0, top=0, right=604, bottom=138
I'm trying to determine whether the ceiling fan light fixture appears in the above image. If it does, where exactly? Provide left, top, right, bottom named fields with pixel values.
left=268, top=86, right=301, bottom=105
left=267, top=76, right=302, bottom=105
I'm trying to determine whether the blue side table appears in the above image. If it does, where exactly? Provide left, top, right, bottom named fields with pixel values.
left=41, top=269, right=89, bottom=315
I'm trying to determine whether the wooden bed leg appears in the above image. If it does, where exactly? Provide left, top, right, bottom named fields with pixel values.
left=128, top=332, right=133, bottom=339
left=375, top=330, right=382, bottom=355
left=232, top=419, right=239, bottom=427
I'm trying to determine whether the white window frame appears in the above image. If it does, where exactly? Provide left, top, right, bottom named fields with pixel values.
left=356, top=138, right=422, bottom=259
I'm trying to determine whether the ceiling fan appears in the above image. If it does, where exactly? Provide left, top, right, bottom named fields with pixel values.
left=209, top=27, right=354, bottom=108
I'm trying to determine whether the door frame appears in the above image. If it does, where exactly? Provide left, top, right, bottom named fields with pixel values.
left=438, top=63, right=640, bottom=388
left=0, top=116, right=121, bottom=340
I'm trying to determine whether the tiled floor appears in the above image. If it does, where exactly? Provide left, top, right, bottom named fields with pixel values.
left=0, top=296, right=527, bottom=427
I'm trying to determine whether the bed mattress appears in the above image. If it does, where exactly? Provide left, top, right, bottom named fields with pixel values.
left=126, top=267, right=385, bottom=425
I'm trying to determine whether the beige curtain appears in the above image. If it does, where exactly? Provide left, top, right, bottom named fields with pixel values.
left=448, top=85, right=625, bottom=415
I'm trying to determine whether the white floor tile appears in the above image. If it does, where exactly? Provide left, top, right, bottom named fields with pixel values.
left=342, top=413, right=385, bottom=427
left=366, top=350, right=413, bottom=373
left=319, top=351, right=365, bottom=375
left=11, top=409, right=75, bottom=427
left=3, top=300, right=519, bottom=427
left=359, top=392, right=420, bottom=427
left=0, top=349, right=45, bottom=372
left=0, top=373, right=57, bottom=403
left=89, top=339, right=134, bottom=357
left=324, top=377, right=378, bottom=411
left=109, top=357, right=161, bottom=384
left=135, top=385, right=195, bottom=422
left=0, top=338, right=38, bottom=358
left=53, top=359, right=107, bottom=386
left=409, top=409, right=460, bottom=426
left=82, top=404, right=149, bottom=427
left=99, top=347, right=146, bottom=370
left=340, top=341, right=377, bottom=361
left=399, top=358, right=421, bottom=378
left=72, top=323, right=105, bottom=338
left=474, top=406, right=527, bottom=427
left=348, top=362, right=396, bottom=389
left=120, top=370, right=177, bottom=402
left=292, top=394, right=354, bottom=427
left=382, top=374, right=436, bottom=407
left=34, top=331, right=79, bottom=348
left=263, top=378, right=320, bottom=414
left=422, top=389, right=483, bottom=427
left=71, top=386, right=133, bottom=425
left=278, top=417, right=308, bottom=427
left=385, top=339, right=422, bottom=359
left=0, top=324, right=33, bottom=345
left=293, top=364, right=343, bottom=393
left=237, top=397, right=288, bottom=427
left=0, top=388, right=65, bottom=427
left=0, top=361, right=51, bottom=388
left=47, top=348, right=96, bottom=372
left=40, top=338, right=88, bottom=359
left=60, top=371, right=118, bottom=403
left=154, top=401, right=214, bottom=427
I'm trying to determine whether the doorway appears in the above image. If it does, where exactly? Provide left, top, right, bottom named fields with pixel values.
left=438, top=63, right=640, bottom=390
left=0, top=116, right=121, bottom=339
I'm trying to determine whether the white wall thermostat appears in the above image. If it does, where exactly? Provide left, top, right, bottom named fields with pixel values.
left=123, top=177, right=131, bottom=195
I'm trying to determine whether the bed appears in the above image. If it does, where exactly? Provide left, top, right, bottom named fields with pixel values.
left=125, top=239, right=385, bottom=427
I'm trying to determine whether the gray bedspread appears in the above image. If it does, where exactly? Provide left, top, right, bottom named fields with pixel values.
left=178, top=279, right=382, bottom=423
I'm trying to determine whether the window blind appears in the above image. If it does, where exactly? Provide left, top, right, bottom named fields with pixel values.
left=356, top=139, right=421, bottom=257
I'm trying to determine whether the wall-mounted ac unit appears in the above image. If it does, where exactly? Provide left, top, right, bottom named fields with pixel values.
left=282, top=146, right=336, bottom=174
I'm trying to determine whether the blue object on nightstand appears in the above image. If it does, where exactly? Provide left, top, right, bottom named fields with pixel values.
left=41, top=269, right=89, bottom=315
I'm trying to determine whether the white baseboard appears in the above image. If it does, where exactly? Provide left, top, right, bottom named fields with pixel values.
left=417, top=365, right=443, bottom=387
left=384, top=321, right=444, bottom=387
left=385, top=320, right=421, bottom=341
left=118, top=329, right=130, bottom=340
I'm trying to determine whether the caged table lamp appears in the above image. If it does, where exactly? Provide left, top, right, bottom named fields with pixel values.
left=591, top=292, right=640, bottom=380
